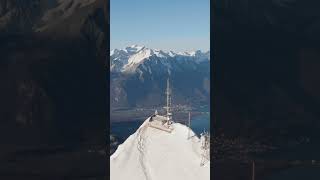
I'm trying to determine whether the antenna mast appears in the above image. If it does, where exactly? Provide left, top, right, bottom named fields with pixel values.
left=165, top=78, right=172, bottom=124
left=188, top=112, right=191, bottom=139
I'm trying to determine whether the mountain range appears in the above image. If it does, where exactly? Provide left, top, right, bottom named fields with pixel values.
left=110, top=45, right=210, bottom=110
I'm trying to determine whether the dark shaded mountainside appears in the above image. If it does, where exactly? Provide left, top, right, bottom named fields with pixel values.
left=110, top=48, right=210, bottom=109
left=213, top=0, right=320, bottom=158
left=0, top=0, right=108, bottom=179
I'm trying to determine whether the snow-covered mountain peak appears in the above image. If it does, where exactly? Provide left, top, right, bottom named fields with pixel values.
left=168, top=50, right=177, bottom=57
left=110, top=45, right=210, bottom=73
left=125, top=45, right=145, bottom=53
left=191, top=50, right=202, bottom=56
left=153, top=49, right=170, bottom=58
left=127, top=48, right=154, bottom=64
left=186, top=51, right=197, bottom=56
left=110, top=116, right=210, bottom=180
left=177, top=50, right=203, bottom=56
left=110, top=49, right=122, bottom=56
left=111, top=45, right=209, bottom=59
left=130, top=44, right=145, bottom=49
left=125, top=47, right=168, bottom=63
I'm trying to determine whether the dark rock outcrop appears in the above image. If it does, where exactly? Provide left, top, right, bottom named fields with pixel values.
left=0, top=0, right=107, bottom=148
left=110, top=134, right=120, bottom=155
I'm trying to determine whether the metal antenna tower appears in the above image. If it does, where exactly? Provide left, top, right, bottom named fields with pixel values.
left=188, top=112, right=191, bottom=139
left=164, top=78, right=172, bottom=124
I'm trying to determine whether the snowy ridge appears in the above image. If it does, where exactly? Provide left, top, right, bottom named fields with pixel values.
left=137, top=124, right=152, bottom=179
left=127, top=48, right=154, bottom=65
left=110, top=116, right=210, bottom=180
left=110, top=45, right=210, bottom=73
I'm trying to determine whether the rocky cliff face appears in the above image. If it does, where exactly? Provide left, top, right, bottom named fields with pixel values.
left=0, top=0, right=107, bottom=151
left=0, top=1, right=108, bottom=179
left=0, top=0, right=105, bottom=35
left=213, top=0, right=320, bottom=142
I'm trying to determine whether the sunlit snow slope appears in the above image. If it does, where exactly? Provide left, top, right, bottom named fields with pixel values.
left=110, top=116, right=210, bottom=180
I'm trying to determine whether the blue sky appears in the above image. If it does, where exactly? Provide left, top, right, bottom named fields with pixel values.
left=110, top=0, right=210, bottom=52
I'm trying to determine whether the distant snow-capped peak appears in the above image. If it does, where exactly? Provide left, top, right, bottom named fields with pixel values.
left=126, top=48, right=172, bottom=64
left=128, top=48, right=154, bottom=64
left=111, top=45, right=209, bottom=58
left=125, top=45, right=145, bottom=54
left=123, top=47, right=170, bottom=72
left=110, top=45, right=144, bottom=56
left=110, top=45, right=210, bottom=73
